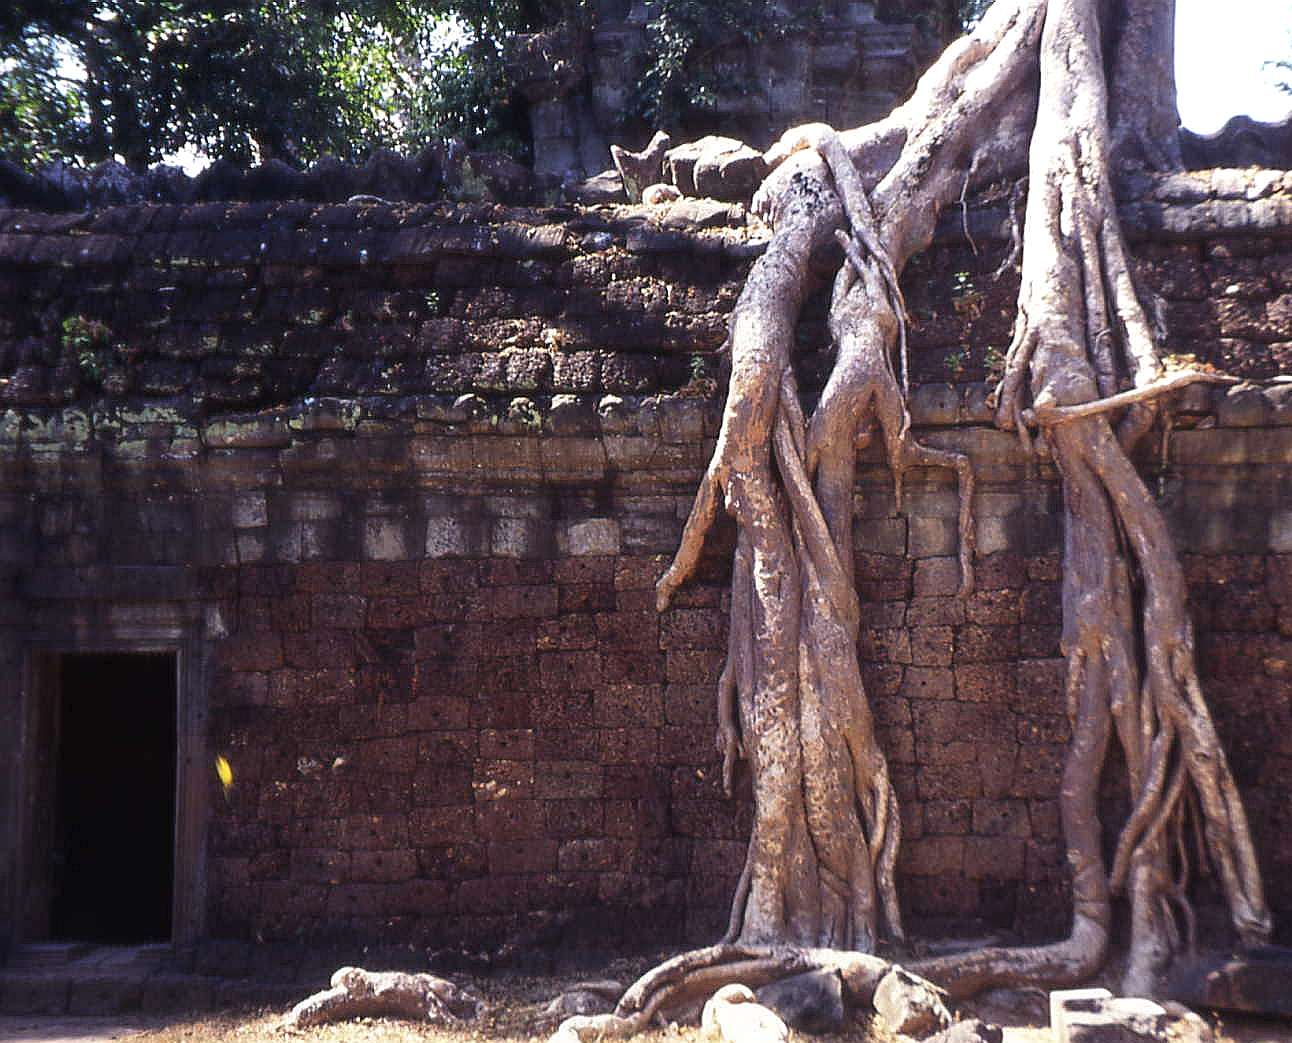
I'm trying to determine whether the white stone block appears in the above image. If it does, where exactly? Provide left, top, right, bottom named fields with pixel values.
left=1050, top=989, right=1113, bottom=1039
left=363, top=517, right=409, bottom=561
left=559, top=519, right=620, bottom=557
left=426, top=516, right=474, bottom=558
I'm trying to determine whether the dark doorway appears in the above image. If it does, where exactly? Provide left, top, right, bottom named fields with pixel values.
left=50, top=652, right=177, bottom=943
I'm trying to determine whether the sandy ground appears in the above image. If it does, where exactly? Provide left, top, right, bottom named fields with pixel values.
left=0, top=1016, right=158, bottom=1042
left=1, top=1010, right=1289, bottom=1043
left=1, top=967, right=1288, bottom=1043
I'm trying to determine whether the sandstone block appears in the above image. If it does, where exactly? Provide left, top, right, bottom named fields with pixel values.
left=426, top=516, right=483, bottom=558
left=1050, top=989, right=1211, bottom=1043
left=755, top=969, right=845, bottom=1034
left=559, top=518, right=620, bottom=556
left=914, top=557, right=962, bottom=596
left=873, top=966, right=951, bottom=1038
left=701, top=984, right=789, bottom=1043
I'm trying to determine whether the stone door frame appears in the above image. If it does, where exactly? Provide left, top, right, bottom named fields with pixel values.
left=13, top=631, right=210, bottom=949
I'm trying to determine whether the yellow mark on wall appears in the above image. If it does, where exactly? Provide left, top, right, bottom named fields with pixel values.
left=215, top=755, right=234, bottom=796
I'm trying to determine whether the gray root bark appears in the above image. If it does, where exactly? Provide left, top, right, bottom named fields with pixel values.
left=640, top=0, right=1271, bottom=1018
left=284, top=967, right=484, bottom=1028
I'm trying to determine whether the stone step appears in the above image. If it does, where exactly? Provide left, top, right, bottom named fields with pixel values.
left=5, top=943, right=93, bottom=970
left=0, top=969, right=300, bottom=1017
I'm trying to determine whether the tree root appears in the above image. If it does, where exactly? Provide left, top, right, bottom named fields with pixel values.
left=939, top=0, right=1271, bottom=998
left=1019, top=370, right=1237, bottom=427
left=607, top=944, right=895, bottom=1026
left=284, top=967, right=484, bottom=1029
left=543, top=943, right=963, bottom=1043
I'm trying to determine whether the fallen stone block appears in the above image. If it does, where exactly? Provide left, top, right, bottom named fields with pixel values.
left=693, top=142, right=766, bottom=201
left=664, top=136, right=745, bottom=197
left=570, top=169, right=626, bottom=205
left=873, top=965, right=952, bottom=1038
left=544, top=980, right=624, bottom=1020
left=755, top=968, right=846, bottom=1034
left=1051, top=988, right=1212, bottom=1043
left=701, top=984, right=789, bottom=1043
left=549, top=1011, right=642, bottom=1043
left=612, top=131, right=672, bottom=203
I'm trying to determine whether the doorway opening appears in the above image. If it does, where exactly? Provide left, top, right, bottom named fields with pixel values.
left=50, top=652, right=178, bottom=943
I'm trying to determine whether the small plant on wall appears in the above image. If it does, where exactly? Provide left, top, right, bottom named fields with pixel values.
left=61, top=316, right=113, bottom=384
left=61, top=315, right=136, bottom=391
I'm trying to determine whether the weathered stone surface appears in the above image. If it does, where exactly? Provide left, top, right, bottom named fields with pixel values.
left=873, top=966, right=952, bottom=1038
left=544, top=986, right=617, bottom=1019
left=693, top=143, right=766, bottom=202
left=1181, top=114, right=1292, bottom=171
left=1050, top=989, right=1212, bottom=1043
left=612, top=132, right=672, bottom=204
left=569, top=170, right=627, bottom=206
left=755, top=968, right=846, bottom=1034
left=702, top=984, right=789, bottom=1043
left=664, top=137, right=745, bottom=198
left=642, top=183, right=683, bottom=206
left=1167, top=946, right=1292, bottom=1017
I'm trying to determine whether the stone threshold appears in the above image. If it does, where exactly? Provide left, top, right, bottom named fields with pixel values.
left=0, top=946, right=300, bottom=1017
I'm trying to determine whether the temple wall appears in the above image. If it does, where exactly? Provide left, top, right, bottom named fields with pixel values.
left=0, top=171, right=1289, bottom=958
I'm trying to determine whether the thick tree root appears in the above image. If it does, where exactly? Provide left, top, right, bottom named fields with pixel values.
left=284, top=967, right=484, bottom=1028
left=546, top=943, right=906, bottom=1032
left=543, top=943, right=958, bottom=1042
left=975, top=0, right=1269, bottom=998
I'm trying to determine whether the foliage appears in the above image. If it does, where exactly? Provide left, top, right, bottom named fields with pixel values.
left=60, top=314, right=113, bottom=383
left=0, top=0, right=593, bottom=168
left=60, top=314, right=110, bottom=354
left=633, top=0, right=786, bottom=130
left=408, top=24, right=529, bottom=158
left=983, top=344, right=1005, bottom=381
left=942, top=347, right=968, bottom=380
left=0, top=0, right=975, bottom=170
left=0, top=0, right=465, bottom=169
left=958, top=0, right=995, bottom=30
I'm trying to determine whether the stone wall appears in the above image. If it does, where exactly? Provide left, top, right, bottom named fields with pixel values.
left=0, top=170, right=1289, bottom=959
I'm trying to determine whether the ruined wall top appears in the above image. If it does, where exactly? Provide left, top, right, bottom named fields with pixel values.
left=0, top=167, right=1287, bottom=428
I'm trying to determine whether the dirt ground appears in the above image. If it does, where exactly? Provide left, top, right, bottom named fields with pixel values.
left=1, top=962, right=1288, bottom=1043
left=4, top=1007, right=1289, bottom=1043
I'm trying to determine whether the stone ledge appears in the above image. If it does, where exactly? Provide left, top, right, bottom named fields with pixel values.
left=0, top=405, right=1288, bottom=519
left=0, top=381, right=1288, bottom=459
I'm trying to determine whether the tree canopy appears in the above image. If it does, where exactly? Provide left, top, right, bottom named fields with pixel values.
left=0, top=0, right=564, bottom=169
left=0, top=0, right=983, bottom=172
